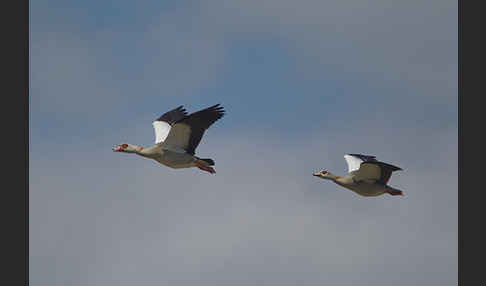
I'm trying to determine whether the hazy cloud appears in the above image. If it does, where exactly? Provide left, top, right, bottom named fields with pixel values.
left=30, top=123, right=457, bottom=286
left=30, top=1, right=457, bottom=285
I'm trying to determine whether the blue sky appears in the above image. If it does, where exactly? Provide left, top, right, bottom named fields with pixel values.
left=30, top=1, right=457, bottom=285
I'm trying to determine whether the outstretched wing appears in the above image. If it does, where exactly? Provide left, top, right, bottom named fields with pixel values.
left=344, top=154, right=377, bottom=173
left=346, top=153, right=402, bottom=184
left=152, top=106, right=188, bottom=144
left=369, top=161, right=402, bottom=184
left=162, top=104, right=225, bottom=155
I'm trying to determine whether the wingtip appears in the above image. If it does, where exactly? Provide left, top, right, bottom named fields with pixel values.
left=178, top=105, right=188, bottom=113
left=211, top=103, right=225, bottom=117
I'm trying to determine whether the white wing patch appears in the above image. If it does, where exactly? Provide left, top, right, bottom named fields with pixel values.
left=152, top=121, right=171, bottom=144
left=344, top=154, right=363, bottom=173
left=161, top=123, right=192, bottom=153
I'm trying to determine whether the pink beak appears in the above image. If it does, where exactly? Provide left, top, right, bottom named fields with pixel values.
left=312, top=172, right=320, bottom=177
left=112, top=146, right=122, bottom=152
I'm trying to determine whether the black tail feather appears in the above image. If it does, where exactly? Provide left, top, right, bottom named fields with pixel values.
left=200, top=158, right=215, bottom=166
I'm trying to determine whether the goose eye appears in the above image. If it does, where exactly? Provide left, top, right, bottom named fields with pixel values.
left=121, top=144, right=128, bottom=148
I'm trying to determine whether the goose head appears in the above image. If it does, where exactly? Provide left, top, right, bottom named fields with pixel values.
left=312, top=170, right=336, bottom=180
left=112, top=143, right=139, bottom=153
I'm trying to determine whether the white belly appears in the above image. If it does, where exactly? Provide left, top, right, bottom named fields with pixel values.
left=344, top=183, right=387, bottom=197
left=155, top=150, right=197, bottom=169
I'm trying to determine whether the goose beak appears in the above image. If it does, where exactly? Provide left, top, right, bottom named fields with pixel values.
left=112, top=145, right=122, bottom=152
left=312, top=172, right=320, bottom=177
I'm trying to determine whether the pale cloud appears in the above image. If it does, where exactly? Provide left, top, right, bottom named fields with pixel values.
left=30, top=10, right=227, bottom=119
left=199, top=0, right=457, bottom=95
left=30, top=122, right=457, bottom=286
left=30, top=1, right=457, bottom=285
left=31, top=0, right=457, bottom=122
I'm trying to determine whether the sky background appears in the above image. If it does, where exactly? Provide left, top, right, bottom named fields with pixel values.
left=30, top=1, right=457, bottom=285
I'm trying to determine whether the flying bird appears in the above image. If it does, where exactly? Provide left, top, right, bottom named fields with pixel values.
left=313, top=154, right=404, bottom=197
left=113, top=104, right=225, bottom=174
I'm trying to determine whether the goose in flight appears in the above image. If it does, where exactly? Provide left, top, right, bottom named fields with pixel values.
left=113, top=104, right=225, bottom=174
left=313, top=154, right=404, bottom=197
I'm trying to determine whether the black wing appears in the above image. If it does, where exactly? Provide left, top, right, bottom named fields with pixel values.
left=348, top=154, right=378, bottom=163
left=155, top=105, right=188, bottom=125
left=174, top=104, right=225, bottom=155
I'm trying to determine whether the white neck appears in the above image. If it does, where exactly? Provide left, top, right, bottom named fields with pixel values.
left=134, top=144, right=160, bottom=158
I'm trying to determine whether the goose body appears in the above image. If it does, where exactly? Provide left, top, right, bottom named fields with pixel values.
left=313, top=154, right=404, bottom=197
left=113, top=104, right=225, bottom=174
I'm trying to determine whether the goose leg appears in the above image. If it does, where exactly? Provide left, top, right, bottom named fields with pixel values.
left=385, top=189, right=403, bottom=196
left=196, top=164, right=216, bottom=174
